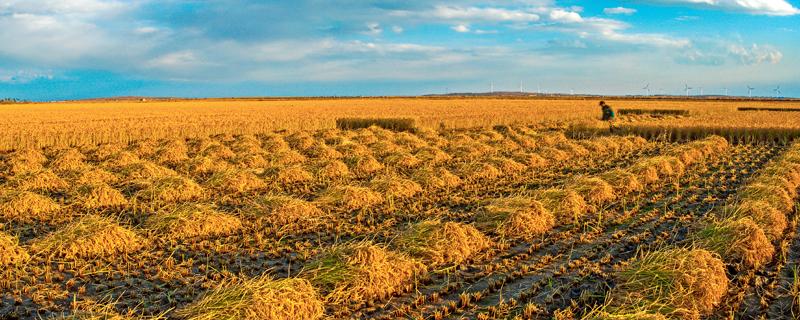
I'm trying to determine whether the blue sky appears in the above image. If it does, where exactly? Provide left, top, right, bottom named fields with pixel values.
left=0, top=0, right=798, bottom=100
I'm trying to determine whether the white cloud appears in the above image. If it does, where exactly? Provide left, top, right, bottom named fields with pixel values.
left=0, top=0, right=149, bottom=68
left=0, top=13, right=108, bottom=63
left=145, top=51, right=206, bottom=71
left=449, top=24, right=500, bottom=34
left=364, top=22, right=382, bottom=35
left=726, top=43, right=783, bottom=64
left=245, top=40, right=338, bottom=62
left=398, top=4, right=684, bottom=48
left=134, top=26, right=159, bottom=35
left=602, top=31, right=692, bottom=47
left=675, top=15, right=699, bottom=21
left=648, top=0, right=799, bottom=16
left=547, top=39, right=588, bottom=48
left=568, top=6, right=585, bottom=13
left=676, top=40, right=784, bottom=65
left=452, top=24, right=471, bottom=32
left=337, top=41, right=447, bottom=55
left=0, top=0, right=130, bottom=16
left=431, top=5, right=540, bottom=22
left=549, top=9, right=583, bottom=22
left=604, top=7, right=637, bottom=15
left=0, top=69, right=53, bottom=83
left=0, top=0, right=792, bottom=93
left=538, top=11, right=691, bottom=48
left=211, top=39, right=447, bottom=65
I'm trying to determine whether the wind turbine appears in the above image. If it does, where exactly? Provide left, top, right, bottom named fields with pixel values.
left=643, top=83, right=651, bottom=96
left=699, top=87, right=704, bottom=96
left=684, top=84, right=692, bottom=97
left=490, top=81, right=494, bottom=94
left=723, top=87, right=728, bottom=96
left=519, top=80, right=524, bottom=93
left=747, top=85, right=755, bottom=98
left=774, top=85, right=782, bottom=98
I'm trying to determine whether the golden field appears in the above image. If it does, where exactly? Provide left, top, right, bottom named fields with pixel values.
left=1, top=97, right=800, bottom=319
left=2, top=97, right=800, bottom=151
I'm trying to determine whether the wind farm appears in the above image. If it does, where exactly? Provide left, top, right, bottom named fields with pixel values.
left=423, top=80, right=792, bottom=101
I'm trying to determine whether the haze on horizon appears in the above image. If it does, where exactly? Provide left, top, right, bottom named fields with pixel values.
left=0, top=0, right=799, bottom=101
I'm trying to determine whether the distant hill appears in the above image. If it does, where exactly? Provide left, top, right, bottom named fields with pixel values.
left=57, top=93, right=798, bottom=103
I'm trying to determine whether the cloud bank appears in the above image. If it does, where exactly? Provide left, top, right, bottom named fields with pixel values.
left=645, top=0, right=799, bottom=16
left=0, top=0, right=795, bottom=99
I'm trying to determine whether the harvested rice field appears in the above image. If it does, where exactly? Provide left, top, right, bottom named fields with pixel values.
left=2, top=101, right=800, bottom=320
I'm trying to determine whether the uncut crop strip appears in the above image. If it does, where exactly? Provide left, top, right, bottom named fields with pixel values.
left=617, top=108, right=690, bottom=116
left=738, top=107, right=800, bottom=112
left=615, top=124, right=800, bottom=144
left=361, top=142, right=783, bottom=319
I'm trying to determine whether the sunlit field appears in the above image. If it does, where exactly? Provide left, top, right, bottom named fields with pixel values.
left=2, top=97, right=800, bottom=319
left=2, top=97, right=799, bottom=151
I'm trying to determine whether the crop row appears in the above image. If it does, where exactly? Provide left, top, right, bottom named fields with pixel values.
left=41, top=135, right=725, bottom=319
left=587, top=140, right=800, bottom=319
left=0, top=130, right=789, bottom=319
left=0, top=126, right=658, bottom=319
left=367, top=137, right=780, bottom=320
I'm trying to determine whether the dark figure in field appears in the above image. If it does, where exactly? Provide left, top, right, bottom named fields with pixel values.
left=599, top=101, right=615, bottom=121
left=599, top=101, right=618, bottom=133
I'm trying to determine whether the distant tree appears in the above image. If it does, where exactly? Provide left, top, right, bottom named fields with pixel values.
left=0, top=98, right=23, bottom=104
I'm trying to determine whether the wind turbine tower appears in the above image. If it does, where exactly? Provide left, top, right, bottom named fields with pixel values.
left=490, top=82, right=494, bottom=94
left=774, top=85, right=782, bottom=98
left=643, top=83, right=651, bottom=96
left=684, top=84, right=692, bottom=97
left=723, top=87, right=728, bottom=96
left=747, top=85, right=755, bottom=98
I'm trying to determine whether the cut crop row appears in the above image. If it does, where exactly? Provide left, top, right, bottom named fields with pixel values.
left=589, top=140, right=800, bottom=319
left=358, top=137, right=776, bottom=319
left=0, top=127, right=659, bottom=319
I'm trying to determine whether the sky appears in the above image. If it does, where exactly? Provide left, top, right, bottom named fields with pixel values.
left=0, top=0, right=798, bottom=100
